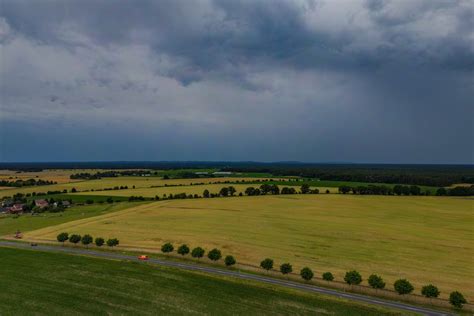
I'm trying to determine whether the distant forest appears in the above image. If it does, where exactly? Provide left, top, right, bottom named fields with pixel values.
left=1, top=161, right=473, bottom=187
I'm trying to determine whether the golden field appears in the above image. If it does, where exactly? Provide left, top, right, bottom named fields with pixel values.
left=23, top=194, right=474, bottom=300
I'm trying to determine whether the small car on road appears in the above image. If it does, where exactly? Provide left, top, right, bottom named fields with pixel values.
left=30, top=243, right=38, bottom=247
left=138, top=255, right=149, bottom=260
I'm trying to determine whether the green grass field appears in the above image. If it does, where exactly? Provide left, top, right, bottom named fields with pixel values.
left=0, top=202, right=148, bottom=236
left=23, top=195, right=473, bottom=300
left=0, top=247, right=407, bottom=315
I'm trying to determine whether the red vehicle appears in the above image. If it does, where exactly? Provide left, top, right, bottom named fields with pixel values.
left=138, top=255, right=149, bottom=260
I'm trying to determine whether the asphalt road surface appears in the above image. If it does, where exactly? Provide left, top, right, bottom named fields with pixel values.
left=0, top=240, right=451, bottom=316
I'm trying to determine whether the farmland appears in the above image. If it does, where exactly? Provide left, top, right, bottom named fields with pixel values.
left=22, top=194, right=474, bottom=300
left=0, top=202, right=148, bottom=236
left=0, top=175, right=275, bottom=198
left=74, top=183, right=311, bottom=198
left=0, top=247, right=406, bottom=315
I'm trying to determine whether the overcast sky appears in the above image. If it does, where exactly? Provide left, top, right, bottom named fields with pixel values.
left=1, top=0, right=473, bottom=163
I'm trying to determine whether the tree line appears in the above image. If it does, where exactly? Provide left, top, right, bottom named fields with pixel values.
left=0, top=179, right=57, bottom=187
left=222, top=165, right=474, bottom=187
left=338, top=184, right=427, bottom=195
left=57, top=232, right=119, bottom=247
left=258, top=260, right=467, bottom=309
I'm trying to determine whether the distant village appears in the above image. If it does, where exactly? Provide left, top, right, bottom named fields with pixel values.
left=0, top=198, right=71, bottom=215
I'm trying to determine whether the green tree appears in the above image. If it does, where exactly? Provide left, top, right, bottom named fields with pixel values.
left=259, top=184, right=271, bottom=195
left=368, top=274, right=385, bottom=290
left=449, top=291, right=467, bottom=308
left=219, top=187, right=229, bottom=197
left=394, top=279, right=414, bottom=295
left=338, top=186, right=351, bottom=194
left=260, top=258, right=274, bottom=271
left=228, top=186, right=236, bottom=196
left=322, top=272, right=334, bottom=281
left=224, top=255, right=236, bottom=267
left=344, top=270, right=362, bottom=285
left=95, top=237, right=105, bottom=247
left=56, top=232, right=69, bottom=245
left=207, top=248, right=222, bottom=261
left=69, top=234, right=81, bottom=246
left=177, top=244, right=190, bottom=256
left=161, top=242, right=174, bottom=254
left=300, top=267, right=313, bottom=281
left=106, top=238, right=119, bottom=247
left=280, top=263, right=292, bottom=275
left=436, top=187, right=447, bottom=196
left=191, top=247, right=205, bottom=259
left=203, top=189, right=210, bottom=198
left=81, top=234, right=93, bottom=247
left=393, top=185, right=403, bottom=195
left=409, top=185, right=421, bottom=195
left=421, top=284, right=440, bottom=299
left=301, top=184, right=310, bottom=194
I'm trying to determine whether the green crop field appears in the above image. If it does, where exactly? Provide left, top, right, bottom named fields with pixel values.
left=22, top=194, right=474, bottom=300
left=0, top=247, right=406, bottom=315
left=0, top=202, right=148, bottom=236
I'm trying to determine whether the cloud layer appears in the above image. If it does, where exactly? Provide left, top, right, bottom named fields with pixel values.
left=1, top=0, right=473, bottom=163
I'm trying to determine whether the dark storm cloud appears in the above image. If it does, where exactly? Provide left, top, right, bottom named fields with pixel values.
left=0, top=0, right=473, bottom=163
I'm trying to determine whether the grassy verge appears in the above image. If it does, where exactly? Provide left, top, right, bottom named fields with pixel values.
left=0, top=247, right=409, bottom=315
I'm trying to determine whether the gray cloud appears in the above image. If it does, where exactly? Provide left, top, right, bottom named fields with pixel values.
left=0, top=0, right=473, bottom=163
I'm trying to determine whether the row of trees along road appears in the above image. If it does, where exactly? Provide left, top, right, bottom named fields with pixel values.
left=57, top=232, right=119, bottom=247
left=259, top=261, right=468, bottom=309
left=161, top=242, right=236, bottom=267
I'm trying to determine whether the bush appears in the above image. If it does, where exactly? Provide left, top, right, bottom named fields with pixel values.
left=300, top=267, right=313, bottom=281
left=421, top=284, right=440, bottom=299
left=56, top=232, right=69, bottom=244
left=449, top=291, right=467, bottom=308
left=81, top=234, right=93, bottom=247
left=69, top=234, right=81, bottom=245
left=161, top=242, right=174, bottom=254
left=86, top=199, right=94, bottom=204
left=177, top=244, right=190, bottom=256
left=224, top=255, right=236, bottom=266
left=95, top=237, right=104, bottom=247
left=191, top=247, right=205, bottom=259
left=207, top=248, right=222, bottom=261
left=344, top=270, right=362, bottom=285
left=322, top=272, right=334, bottom=281
left=260, top=258, right=273, bottom=271
left=280, top=263, right=292, bottom=275
left=394, top=279, right=414, bottom=295
left=368, top=274, right=385, bottom=290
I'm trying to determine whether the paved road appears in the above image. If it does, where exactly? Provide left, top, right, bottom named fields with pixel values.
left=0, top=240, right=451, bottom=316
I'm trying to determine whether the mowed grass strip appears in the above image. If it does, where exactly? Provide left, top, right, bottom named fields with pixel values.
left=0, top=247, right=407, bottom=315
left=25, top=194, right=474, bottom=300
